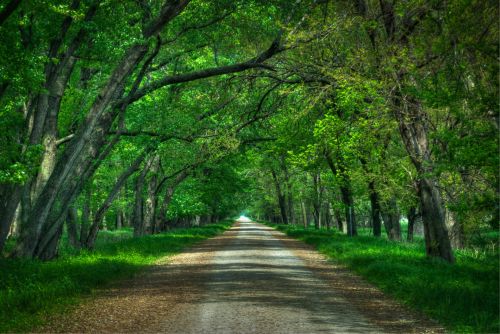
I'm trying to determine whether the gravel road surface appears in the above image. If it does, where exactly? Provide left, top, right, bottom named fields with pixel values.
left=41, top=221, right=444, bottom=333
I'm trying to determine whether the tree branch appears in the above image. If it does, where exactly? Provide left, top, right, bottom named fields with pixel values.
left=117, top=36, right=284, bottom=107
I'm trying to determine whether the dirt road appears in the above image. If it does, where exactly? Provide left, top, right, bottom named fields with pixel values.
left=42, top=221, right=444, bottom=333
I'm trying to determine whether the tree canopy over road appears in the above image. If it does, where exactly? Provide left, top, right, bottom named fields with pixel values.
left=0, top=0, right=498, bottom=264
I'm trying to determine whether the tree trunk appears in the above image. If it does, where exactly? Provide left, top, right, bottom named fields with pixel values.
left=132, top=159, right=151, bottom=237
left=445, top=207, right=464, bottom=249
left=66, top=206, right=80, bottom=249
left=271, top=169, right=288, bottom=224
left=116, top=211, right=123, bottom=230
left=381, top=197, right=401, bottom=241
left=325, top=151, right=357, bottom=236
left=340, top=185, right=357, bottom=236
left=0, top=185, right=21, bottom=252
left=13, top=44, right=148, bottom=258
left=79, top=186, right=91, bottom=246
left=282, top=161, right=294, bottom=224
left=300, top=199, right=307, bottom=228
left=143, top=155, right=160, bottom=234
left=158, top=171, right=189, bottom=232
left=394, top=95, right=454, bottom=260
left=407, top=206, right=417, bottom=242
left=334, top=209, right=344, bottom=232
left=312, top=172, right=322, bottom=229
left=85, top=151, right=148, bottom=247
left=368, top=181, right=382, bottom=237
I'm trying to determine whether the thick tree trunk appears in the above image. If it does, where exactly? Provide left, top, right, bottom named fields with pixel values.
left=417, top=178, right=454, bottom=261
left=395, top=96, right=454, bottom=262
left=373, top=0, right=454, bottom=262
left=13, top=44, right=148, bottom=258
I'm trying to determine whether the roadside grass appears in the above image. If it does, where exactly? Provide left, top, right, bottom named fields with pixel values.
left=266, top=223, right=499, bottom=333
left=0, top=221, right=232, bottom=333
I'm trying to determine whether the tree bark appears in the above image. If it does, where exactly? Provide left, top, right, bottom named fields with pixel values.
left=324, top=151, right=357, bottom=236
left=368, top=181, right=382, bottom=237
left=143, top=155, right=160, bottom=234
left=132, top=158, right=152, bottom=237
left=395, top=97, right=454, bottom=262
left=444, top=206, right=464, bottom=249
left=281, top=160, right=294, bottom=224
left=312, top=172, right=322, bottom=229
left=66, top=206, right=80, bottom=249
left=407, top=206, right=417, bottom=242
left=0, top=185, right=21, bottom=252
left=85, top=151, right=148, bottom=247
left=381, top=197, right=401, bottom=241
left=300, top=199, right=307, bottom=228
left=271, top=169, right=288, bottom=224
left=377, top=0, right=454, bottom=262
left=79, top=186, right=91, bottom=246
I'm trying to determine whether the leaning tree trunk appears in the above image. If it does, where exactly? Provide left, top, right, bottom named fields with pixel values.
left=157, top=170, right=189, bottom=232
left=85, top=150, right=148, bottom=248
left=66, top=206, right=80, bottom=249
left=374, top=0, right=454, bottom=262
left=13, top=44, right=148, bottom=259
left=394, top=94, right=454, bottom=262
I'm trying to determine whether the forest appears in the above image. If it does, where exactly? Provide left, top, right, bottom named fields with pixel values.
left=0, top=0, right=498, bottom=333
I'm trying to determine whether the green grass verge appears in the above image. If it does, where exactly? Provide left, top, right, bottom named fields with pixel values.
left=0, top=221, right=233, bottom=333
left=266, top=223, right=499, bottom=333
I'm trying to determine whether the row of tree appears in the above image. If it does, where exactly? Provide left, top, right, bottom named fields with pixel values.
left=242, top=0, right=498, bottom=264
left=0, top=0, right=497, bottom=263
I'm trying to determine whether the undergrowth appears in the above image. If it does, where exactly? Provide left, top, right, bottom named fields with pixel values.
left=0, top=221, right=232, bottom=332
left=266, top=223, right=499, bottom=333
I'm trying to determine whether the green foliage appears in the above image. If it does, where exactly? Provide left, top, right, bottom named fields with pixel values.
left=0, top=221, right=232, bottom=332
left=268, top=223, right=499, bottom=333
